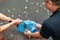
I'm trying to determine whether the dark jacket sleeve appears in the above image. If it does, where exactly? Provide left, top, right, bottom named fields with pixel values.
left=40, top=21, right=54, bottom=39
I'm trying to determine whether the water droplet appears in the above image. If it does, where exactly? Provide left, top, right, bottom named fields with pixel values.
left=11, top=15, right=14, bottom=17
left=10, top=34, right=14, bottom=38
left=36, top=3, right=39, bottom=5
left=47, top=10, right=50, bottom=12
left=44, top=8, right=46, bottom=10
left=23, top=11, right=27, bottom=14
left=8, top=10, right=11, bottom=12
left=42, top=2, right=44, bottom=5
left=48, top=13, right=50, bottom=15
left=26, top=0, right=28, bottom=2
left=31, top=2, right=34, bottom=5
left=12, top=8, right=16, bottom=10
left=18, top=15, right=21, bottom=17
left=40, top=5, right=43, bottom=7
left=36, top=10, right=39, bottom=13
left=0, top=22, right=3, bottom=24
left=25, top=6, right=28, bottom=9
left=26, top=13, right=28, bottom=15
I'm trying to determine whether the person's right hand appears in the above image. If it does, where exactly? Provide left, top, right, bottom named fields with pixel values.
left=12, top=19, right=23, bottom=25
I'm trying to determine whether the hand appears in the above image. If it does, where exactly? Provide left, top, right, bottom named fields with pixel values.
left=24, top=30, right=31, bottom=37
left=12, top=19, right=23, bottom=25
left=24, top=30, right=42, bottom=38
left=36, top=23, right=42, bottom=29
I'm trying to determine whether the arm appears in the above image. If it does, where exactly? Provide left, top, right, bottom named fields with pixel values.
left=0, top=22, right=15, bottom=32
left=31, top=32, right=43, bottom=39
left=0, top=19, right=22, bottom=32
left=24, top=31, right=43, bottom=39
left=0, top=13, right=13, bottom=22
left=24, top=23, right=43, bottom=39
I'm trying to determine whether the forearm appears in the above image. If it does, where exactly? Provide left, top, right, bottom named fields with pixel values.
left=30, top=24, right=43, bottom=38
left=0, top=13, right=13, bottom=22
left=24, top=23, right=43, bottom=38
left=0, top=22, right=15, bottom=32
left=24, top=31, right=43, bottom=39
left=31, top=32, right=43, bottom=39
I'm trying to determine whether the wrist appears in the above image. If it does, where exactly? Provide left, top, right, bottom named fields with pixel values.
left=24, top=31, right=32, bottom=38
left=8, top=17, right=13, bottom=22
left=28, top=31, right=32, bottom=38
left=11, top=21, right=16, bottom=25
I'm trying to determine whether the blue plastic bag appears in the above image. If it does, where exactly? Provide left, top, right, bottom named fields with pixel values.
left=17, top=20, right=38, bottom=33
